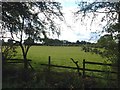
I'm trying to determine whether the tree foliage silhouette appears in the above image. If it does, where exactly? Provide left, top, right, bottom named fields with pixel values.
left=2, top=2, right=64, bottom=71
left=76, top=1, right=120, bottom=88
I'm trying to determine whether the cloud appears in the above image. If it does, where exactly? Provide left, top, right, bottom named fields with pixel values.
left=30, top=1, right=107, bottom=43
left=57, top=6, right=98, bottom=42
left=36, top=1, right=101, bottom=43
left=55, top=2, right=111, bottom=43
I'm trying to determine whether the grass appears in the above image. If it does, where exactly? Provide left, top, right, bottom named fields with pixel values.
left=3, top=46, right=117, bottom=88
left=16, top=46, right=107, bottom=71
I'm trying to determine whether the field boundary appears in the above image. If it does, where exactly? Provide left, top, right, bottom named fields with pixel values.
left=41, top=56, right=117, bottom=80
left=5, top=58, right=34, bottom=70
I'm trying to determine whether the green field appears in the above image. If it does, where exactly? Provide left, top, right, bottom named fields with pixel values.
left=4, top=46, right=116, bottom=88
left=17, top=46, right=107, bottom=71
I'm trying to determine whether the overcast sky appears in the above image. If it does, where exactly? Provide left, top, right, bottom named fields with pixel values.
left=1, top=1, right=110, bottom=43
left=53, top=0, right=109, bottom=43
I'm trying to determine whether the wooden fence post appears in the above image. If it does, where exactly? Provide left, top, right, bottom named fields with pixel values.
left=48, top=56, right=51, bottom=72
left=83, top=59, right=85, bottom=78
left=83, top=59, right=85, bottom=90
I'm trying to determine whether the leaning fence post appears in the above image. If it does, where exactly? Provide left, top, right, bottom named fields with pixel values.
left=48, top=56, right=51, bottom=72
left=83, top=59, right=85, bottom=78
left=70, top=58, right=81, bottom=76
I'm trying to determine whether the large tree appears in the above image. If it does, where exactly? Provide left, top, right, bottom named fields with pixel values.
left=97, top=34, right=117, bottom=64
left=76, top=1, right=120, bottom=88
left=2, top=2, right=63, bottom=70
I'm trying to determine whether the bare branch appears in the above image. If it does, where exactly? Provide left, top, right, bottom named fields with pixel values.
left=70, top=58, right=81, bottom=76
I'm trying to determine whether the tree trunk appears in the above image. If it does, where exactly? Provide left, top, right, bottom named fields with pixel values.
left=19, top=43, right=28, bottom=69
left=23, top=54, right=28, bottom=82
left=23, top=54, right=28, bottom=70
left=19, top=43, right=29, bottom=82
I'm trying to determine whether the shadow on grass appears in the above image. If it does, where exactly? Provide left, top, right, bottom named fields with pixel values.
left=2, top=64, right=117, bottom=89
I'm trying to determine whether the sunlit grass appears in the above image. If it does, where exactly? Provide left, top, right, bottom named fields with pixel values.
left=7, top=46, right=117, bottom=87
left=16, top=46, right=107, bottom=71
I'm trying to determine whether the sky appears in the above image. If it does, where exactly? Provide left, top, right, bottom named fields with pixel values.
left=1, top=1, right=110, bottom=43
left=53, top=0, right=103, bottom=43
left=51, top=0, right=98, bottom=42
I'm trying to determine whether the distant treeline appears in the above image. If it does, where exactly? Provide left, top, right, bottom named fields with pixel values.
left=41, top=38, right=92, bottom=46
left=2, top=38, right=92, bottom=46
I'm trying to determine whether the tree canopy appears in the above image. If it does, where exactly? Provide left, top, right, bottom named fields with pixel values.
left=76, top=1, right=120, bottom=35
left=2, top=2, right=64, bottom=70
left=2, top=2, right=63, bottom=43
left=76, top=1, right=120, bottom=88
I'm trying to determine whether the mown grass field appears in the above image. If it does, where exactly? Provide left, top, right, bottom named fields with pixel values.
left=3, top=46, right=117, bottom=88
left=16, top=46, right=108, bottom=72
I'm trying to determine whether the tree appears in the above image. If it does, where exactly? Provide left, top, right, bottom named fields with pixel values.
left=97, top=34, right=117, bottom=63
left=97, top=34, right=114, bottom=48
left=76, top=40, right=80, bottom=44
left=2, top=2, right=63, bottom=73
left=76, top=1, right=120, bottom=35
left=2, top=39, right=17, bottom=64
left=76, top=1, right=120, bottom=88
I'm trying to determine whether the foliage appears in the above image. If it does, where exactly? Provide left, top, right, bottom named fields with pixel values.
left=81, top=34, right=118, bottom=65
left=2, top=66, right=83, bottom=88
left=76, top=1, right=120, bottom=65
left=2, top=2, right=64, bottom=69
left=43, top=38, right=63, bottom=46
left=3, top=63, right=117, bottom=88
left=107, top=23, right=120, bottom=34
left=2, top=2, right=63, bottom=42
left=2, top=39, right=17, bottom=63
left=76, top=1, right=120, bottom=30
